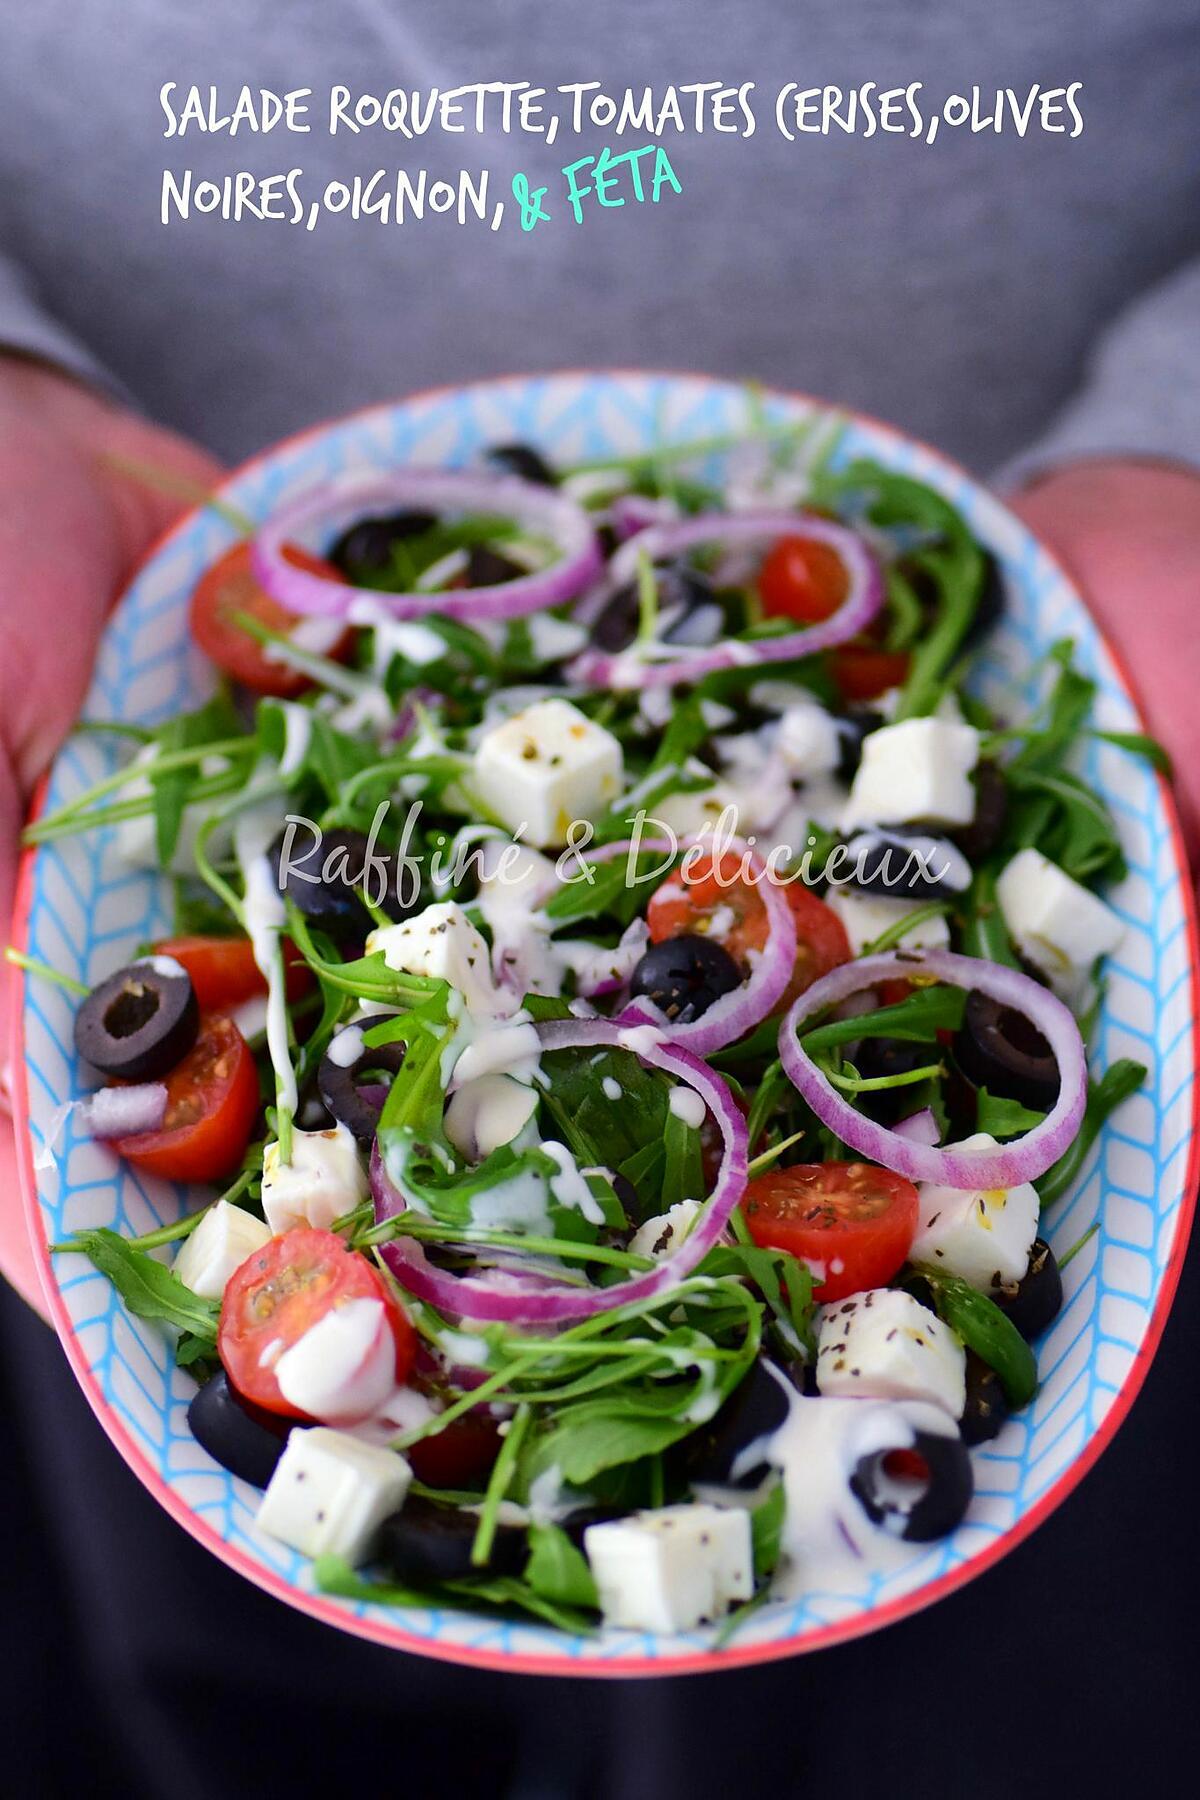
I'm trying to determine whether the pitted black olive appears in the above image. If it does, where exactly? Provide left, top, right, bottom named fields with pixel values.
left=835, top=709, right=885, bottom=785
left=378, top=1499, right=526, bottom=1585
left=843, top=830, right=969, bottom=902
left=630, top=933, right=742, bottom=1024
left=269, top=826, right=411, bottom=941
left=484, top=442, right=557, bottom=486
left=318, top=1030, right=407, bottom=1144
left=961, top=551, right=1006, bottom=653
left=850, top=1426, right=974, bottom=1542
left=466, top=544, right=525, bottom=587
left=327, top=510, right=437, bottom=577
left=559, top=1504, right=626, bottom=1550
left=590, top=562, right=721, bottom=654
left=853, top=1036, right=940, bottom=1124
left=960, top=1350, right=1012, bottom=1446
left=994, top=1238, right=1062, bottom=1339
left=74, top=957, right=199, bottom=1081
left=188, top=1371, right=295, bottom=1487
left=950, top=760, right=1009, bottom=862
left=669, top=1360, right=794, bottom=1487
left=954, top=989, right=1060, bottom=1112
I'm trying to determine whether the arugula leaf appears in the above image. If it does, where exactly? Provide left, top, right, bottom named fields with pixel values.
left=661, top=1110, right=704, bottom=1212
left=66, top=1228, right=219, bottom=1341
left=524, top=1522, right=599, bottom=1610
left=702, top=1244, right=816, bottom=1357
left=798, top=984, right=965, bottom=1058
left=1037, top=1057, right=1147, bottom=1206
left=751, top=1479, right=786, bottom=1579
left=1090, top=729, right=1173, bottom=777
left=908, top=1264, right=1037, bottom=1405
left=524, top=1405, right=699, bottom=1487
left=150, top=694, right=244, bottom=866
left=444, top=1574, right=597, bottom=1635
left=313, top=1554, right=597, bottom=1634
left=959, top=864, right=1018, bottom=968
left=975, top=1088, right=1046, bottom=1139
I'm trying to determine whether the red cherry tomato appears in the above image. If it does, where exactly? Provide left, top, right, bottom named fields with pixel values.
left=831, top=645, right=911, bottom=702
left=406, top=1413, right=502, bottom=1489
left=219, top=1228, right=418, bottom=1418
left=741, top=1161, right=919, bottom=1303
left=189, top=541, right=349, bottom=697
left=648, top=849, right=851, bottom=1009
left=758, top=534, right=849, bottom=624
left=154, top=934, right=312, bottom=1011
left=111, top=1014, right=260, bottom=1183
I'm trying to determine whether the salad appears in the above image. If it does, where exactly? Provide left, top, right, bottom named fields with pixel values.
left=16, top=416, right=1161, bottom=1642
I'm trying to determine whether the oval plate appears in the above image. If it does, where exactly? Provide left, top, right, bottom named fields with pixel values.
left=9, top=372, right=1198, bottom=1675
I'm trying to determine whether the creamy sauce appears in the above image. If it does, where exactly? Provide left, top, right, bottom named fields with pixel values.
left=234, top=803, right=297, bottom=1118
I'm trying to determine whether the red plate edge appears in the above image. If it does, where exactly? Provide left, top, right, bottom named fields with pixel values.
left=6, top=373, right=1199, bottom=1678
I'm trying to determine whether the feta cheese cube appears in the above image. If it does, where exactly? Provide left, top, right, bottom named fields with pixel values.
left=471, top=698, right=624, bottom=847
left=649, top=781, right=742, bottom=840
left=584, top=1504, right=753, bottom=1634
left=842, top=717, right=980, bottom=830
left=996, top=848, right=1124, bottom=994
left=172, top=1200, right=272, bottom=1300
left=628, top=1200, right=702, bottom=1260
left=824, top=885, right=951, bottom=955
left=368, top=901, right=499, bottom=1014
left=775, top=702, right=842, bottom=780
left=256, top=1427, right=411, bottom=1563
left=261, top=1123, right=368, bottom=1235
left=816, top=1288, right=966, bottom=1418
left=911, top=1132, right=1040, bottom=1292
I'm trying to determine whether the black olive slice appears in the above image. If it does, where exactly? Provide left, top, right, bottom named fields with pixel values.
left=629, top=933, right=742, bottom=1024
left=73, top=957, right=199, bottom=1081
left=269, top=826, right=412, bottom=941
left=950, top=760, right=1008, bottom=862
left=378, top=1499, right=526, bottom=1585
left=959, top=1350, right=1012, bottom=1446
left=670, top=1360, right=794, bottom=1487
left=850, top=1427, right=974, bottom=1542
left=327, top=510, right=438, bottom=577
left=484, top=442, right=557, bottom=487
left=188, top=1371, right=296, bottom=1488
left=994, top=1238, right=1063, bottom=1340
left=842, top=830, right=970, bottom=902
left=835, top=709, right=885, bottom=785
left=318, top=1030, right=407, bottom=1144
left=590, top=562, right=721, bottom=655
left=466, top=544, right=525, bottom=587
left=954, top=989, right=1060, bottom=1112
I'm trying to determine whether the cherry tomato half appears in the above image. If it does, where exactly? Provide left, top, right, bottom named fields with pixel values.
left=154, top=934, right=312, bottom=1012
left=830, top=645, right=911, bottom=702
left=741, top=1161, right=919, bottom=1303
left=758, top=534, right=849, bottom=624
left=111, top=1014, right=260, bottom=1183
left=219, top=1227, right=418, bottom=1418
left=648, top=849, right=851, bottom=1009
left=189, top=541, right=349, bottom=697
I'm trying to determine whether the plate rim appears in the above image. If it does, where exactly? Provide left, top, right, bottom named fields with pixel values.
left=9, top=368, right=1199, bottom=1678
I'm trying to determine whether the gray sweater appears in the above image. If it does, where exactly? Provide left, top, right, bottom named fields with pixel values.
left=1, top=1, right=1198, bottom=476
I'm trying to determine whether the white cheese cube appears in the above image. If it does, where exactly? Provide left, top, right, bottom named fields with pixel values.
left=172, top=1200, right=272, bottom=1301
left=273, top=1298, right=398, bottom=1423
left=368, top=901, right=499, bottom=1014
left=584, top=1505, right=753, bottom=1634
left=996, top=849, right=1124, bottom=994
left=842, top=717, right=980, bottom=830
left=628, top=1200, right=702, bottom=1260
left=471, top=698, right=624, bottom=847
left=649, top=781, right=742, bottom=840
left=261, top=1123, right=368, bottom=1235
left=256, top=1426, right=411, bottom=1563
left=775, top=702, right=842, bottom=780
left=911, top=1132, right=1040, bottom=1292
left=816, top=1288, right=966, bottom=1418
left=824, top=885, right=951, bottom=955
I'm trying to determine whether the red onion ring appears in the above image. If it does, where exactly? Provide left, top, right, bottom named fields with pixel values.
left=76, top=1083, right=168, bottom=1140
left=609, top=493, right=681, bottom=541
left=568, top=511, right=884, bottom=690
left=894, top=1108, right=940, bottom=1147
left=573, top=835, right=797, bottom=1053
left=778, top=949, right=1088, bottom=1187
left=372, top=1024, right=748, bottom=1323
left=250, top=470, right=604, bottom=622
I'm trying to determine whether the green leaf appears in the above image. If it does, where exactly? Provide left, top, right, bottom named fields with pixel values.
left=524, top=1522, right=599, bottom=1610
left=313, top=1552, right=598, bottom=1635
left=702, top=1244, right=816, bottom=1357
left=959, top=864, right=1018, bottom=968
left=68, top=1228, right=219, bottom=1341
left=1037, top=1058, right=1147, bottom=1207
left=1090, top=729, right=1173, bottom=777
left=443, top=1573, right=597, bottom=1635
left=527, top=1406, right=698, bottom=1487
left=798, top=984, right=965, bottom=1058
left=751, top=1479, right=786, bottom=1579
left=909, top=1264, right=1038, bottom=1406
left=661, top=1109, right=704, bottom=1212
left=974, top=1087, right=1046, bottom=1140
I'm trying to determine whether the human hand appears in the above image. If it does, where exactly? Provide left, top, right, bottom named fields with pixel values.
left=1007, top=458, right=1200, bottom=864
left=0, top=357, right=223, bottom=1312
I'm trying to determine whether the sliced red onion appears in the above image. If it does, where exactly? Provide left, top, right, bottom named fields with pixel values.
left=568, top=511, right=883, bottom=690
left=251, top=470, right=604, bottom=623
left=77, top=1083, right=168, bottom=1140
left=778, top=950, right=1088, bottom=1187
left=894, top=1108, right=940, bottom=1147
left=609, top=492, right=682, bottom=541
left=577, top=835, right=797, bottom=1054
left=372, top=1025, right=748, bottom=1323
